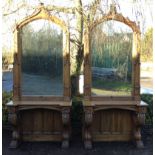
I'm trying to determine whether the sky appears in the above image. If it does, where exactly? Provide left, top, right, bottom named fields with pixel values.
left=1, top=0, right=153, bottom=50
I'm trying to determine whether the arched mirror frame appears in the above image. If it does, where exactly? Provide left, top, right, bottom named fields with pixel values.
left=84, top=8, right=141, bottom=102
left=13, top=6, right=71, bottom=101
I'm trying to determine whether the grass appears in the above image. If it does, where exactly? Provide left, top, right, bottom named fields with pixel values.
left=92, top=78, right=132, bottom=96
left=92, top=88, right=131, bottom=96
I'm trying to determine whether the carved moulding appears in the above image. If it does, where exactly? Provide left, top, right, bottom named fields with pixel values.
left=61, top=107, right=71, bottom=148
left=83, top=106, right=93, bottom=149
left=132, top=105, right=147, bottom=148
left=7, top=105, right=20, bottom=148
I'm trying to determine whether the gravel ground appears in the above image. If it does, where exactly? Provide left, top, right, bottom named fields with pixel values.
left=2, top=126, right=152, bottom=155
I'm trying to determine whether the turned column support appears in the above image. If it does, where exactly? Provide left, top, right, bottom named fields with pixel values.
left=61, top=107, right=70, bottom=148
left=83, top=106, right=93, bottom=149
left=8, top=106, right=20, bottom=149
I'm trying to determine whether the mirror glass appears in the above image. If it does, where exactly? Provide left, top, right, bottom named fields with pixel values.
left=91, top=21, right=132, bottom=96
left=21, top=20, right=63, bottom=96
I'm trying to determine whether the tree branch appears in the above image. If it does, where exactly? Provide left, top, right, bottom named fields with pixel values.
left=89, top=0, right=102, bottom=22
left=3, top=3, right=33, bottom=16
left=46, top=5, right=75, bottom=14
left=3, top=3, right=76, bottom=17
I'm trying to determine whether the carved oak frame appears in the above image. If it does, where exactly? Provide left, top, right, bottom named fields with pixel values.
left=83, top=9, right=141, bottom=101
left=13, top=5, right=71, bottom=101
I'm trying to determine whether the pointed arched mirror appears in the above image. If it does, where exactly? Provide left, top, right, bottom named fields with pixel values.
left=21, top=19, right=63, bottom=96
left=91, top=20, right=132, bottom=96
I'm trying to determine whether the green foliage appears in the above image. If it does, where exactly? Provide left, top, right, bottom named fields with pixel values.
left=2, top=48, right=13, bottom=70
left=93, top=79, right=132, bottom=92
left=141, top=28, right=153, bottom=62
left=2, top=54, right=9, bottom=70
left=71, top=97, right=83, bottom=122
left=2, top=91, right=13, bottom=124
left=22, top=53, right=63, bottom=76
left=141, top=94, right=153, bottom=124
left=92, top=79, right=132, bottom=95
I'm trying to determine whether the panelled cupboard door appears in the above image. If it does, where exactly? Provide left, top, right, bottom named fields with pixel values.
left=20, top=109, right=62, bottom=135
left=92, top=109, right=132, bottom=136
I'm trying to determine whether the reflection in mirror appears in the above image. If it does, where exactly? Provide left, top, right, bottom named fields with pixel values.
left=21, top=20, right=63, bottom=96
left=91, top=21, right=132, bottom=96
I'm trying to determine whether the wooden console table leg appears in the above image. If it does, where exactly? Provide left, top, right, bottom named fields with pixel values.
left=83, top=107, right=93, bottom=149
left=62, top=107, right=70, bottom=148
left=133, top=111, right=146, bottom=148
left=8, top=107, right=20, bottom=149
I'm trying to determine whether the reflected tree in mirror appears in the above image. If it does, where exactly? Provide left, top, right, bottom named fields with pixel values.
left=91, top=21, right=132, bottom=96
left=21, top=20, right=63, bottom=96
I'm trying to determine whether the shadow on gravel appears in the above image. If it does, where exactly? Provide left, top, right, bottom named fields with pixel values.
left=2, top=125, right=152, bottom=155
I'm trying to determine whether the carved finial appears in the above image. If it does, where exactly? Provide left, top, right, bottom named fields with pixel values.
left=87, top=14, right=90, bottom=22
left=38, top=2, right=44, bottom=9
left=109, top=4, right=117, bottom=14
left=40, top=2, right=44, bottom=6
left=138, top=21, right=140, bottom=28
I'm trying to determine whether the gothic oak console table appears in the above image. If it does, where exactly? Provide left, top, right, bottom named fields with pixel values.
left=83, top=5, right=148, bottom=149
left=7, top=5, right=71, bottom=149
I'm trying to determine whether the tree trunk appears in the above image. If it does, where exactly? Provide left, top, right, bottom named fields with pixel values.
left=71, top=0, right=83, bottom=96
